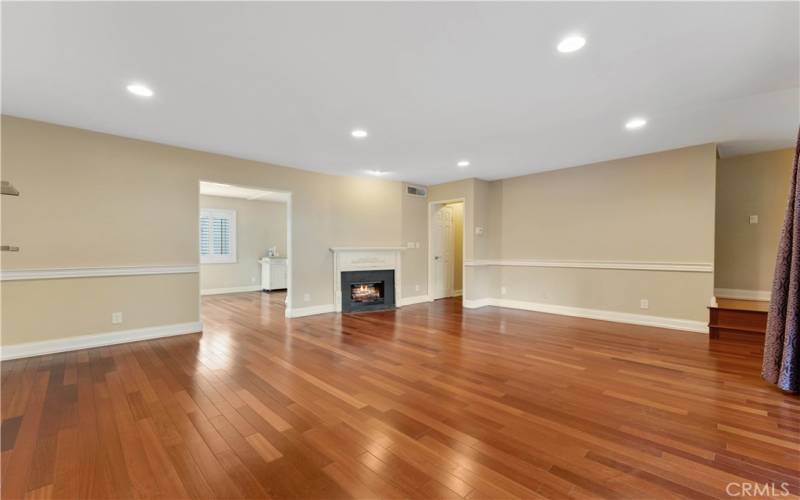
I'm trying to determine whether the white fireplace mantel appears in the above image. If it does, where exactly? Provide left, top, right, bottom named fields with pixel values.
left=330, top=247, right=405, bottom=312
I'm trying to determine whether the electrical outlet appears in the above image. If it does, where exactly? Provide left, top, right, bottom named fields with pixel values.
left=415, top=284, right=420, bottom=292
left=303, top=293, right=311, bottom=302
left=407, top=242, right=414, bottom=248
left=111, top=312, right=123, bottom=324
left=500, top=286, right=507, bottom=296
left=749, top=215, right=759, bottom=224
left=640, top=299, right=649, bottom=310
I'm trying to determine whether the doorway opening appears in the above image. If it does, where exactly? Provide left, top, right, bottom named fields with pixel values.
left=428, top=199, right=465, bottom=300
left=198, top=181, right=292, bottom=314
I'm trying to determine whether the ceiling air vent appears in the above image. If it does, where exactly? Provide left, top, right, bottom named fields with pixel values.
left=405, top=184, right=427, bottom=198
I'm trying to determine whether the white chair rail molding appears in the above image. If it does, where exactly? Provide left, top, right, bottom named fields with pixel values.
left=0, top=265, right=199, bottom=281
left=463, top=259, right=714, bottom=273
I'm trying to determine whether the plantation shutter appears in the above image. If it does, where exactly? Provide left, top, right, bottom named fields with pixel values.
left=199, top=215, right=211, bottom=256
left=199, top=208, right=236, bottom=263
left=213, top=217, right=230, bottom=255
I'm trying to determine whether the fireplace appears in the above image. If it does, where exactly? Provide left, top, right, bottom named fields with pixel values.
left=330, top=247, right=404, bottom=313
left=341, top=270, right=395, bottom=313
left=351, top=282, right=384, bottom=304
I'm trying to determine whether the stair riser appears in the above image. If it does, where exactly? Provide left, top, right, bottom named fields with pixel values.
left=709, top=308, right=767, bottom=339
left=710, top=309, right=767, bottom=330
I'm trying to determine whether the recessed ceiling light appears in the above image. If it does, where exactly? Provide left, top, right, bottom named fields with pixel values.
left=557, top=35, right=586, bottom=53
left=457, top=160, right=470, bottom=167
left=364, top=169, right=388, bottom=176
left=351, top=129, right=368, bottom=138
left=624, top=117, right=648, bottom=130
left=126, top=83, right=154, bottom=97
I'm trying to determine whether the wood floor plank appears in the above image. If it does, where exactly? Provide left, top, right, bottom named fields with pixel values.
left=1, top=371, right=49, bottom=500
left=1, top=291, right=797, bottom=499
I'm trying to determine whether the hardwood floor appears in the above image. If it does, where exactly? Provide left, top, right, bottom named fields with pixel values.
left=2, top=292, right=798, bottom=499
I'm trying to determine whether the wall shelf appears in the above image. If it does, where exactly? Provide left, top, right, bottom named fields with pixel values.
left=2, top=180, right=20, bottom=252
left=1, top=181, right=19, bottom=196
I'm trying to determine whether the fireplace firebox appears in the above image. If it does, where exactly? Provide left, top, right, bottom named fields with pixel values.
left=341, top=270, right=395, bottom=313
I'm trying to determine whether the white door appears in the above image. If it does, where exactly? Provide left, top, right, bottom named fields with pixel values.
left=432, top=205, right=454, bottom=299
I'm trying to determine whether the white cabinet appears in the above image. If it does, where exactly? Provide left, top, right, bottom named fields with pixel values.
left=259, top=258, right=287, bottom=291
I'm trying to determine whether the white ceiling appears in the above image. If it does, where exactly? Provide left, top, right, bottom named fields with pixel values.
left=199, top=181, right=289, bottom=203
left=3, top=2, right=798, bottom=185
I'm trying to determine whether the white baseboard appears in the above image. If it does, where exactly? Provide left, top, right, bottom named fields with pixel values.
left=452, top=289, right=463, bottom=297
left=288, top=295, right=432, bottom=316
left=714, top=288, right=771, bottom=301
left=463, top=298, right=707, bottom=334
left=201, top=285, right=261, bottom=295
left=285, top=304, right=336, bottom=318
left=0, top=321, right=203, bottom=360
left=285, top=295, right=431, bottom=318
left=463, top=298, right=492, bottom=309
left=398, top=295, right=432, bottom=306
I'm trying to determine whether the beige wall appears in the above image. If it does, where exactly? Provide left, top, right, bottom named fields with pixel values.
left=491, top=266, right=712, bottom=320
left=0, top=114, right=726, bottom=345
left=199, top=195, right=287, bottom=292
left=400, top=186, right=428, bottom=298
left=715, top=148, right=793, bottom=293
left=432, top=144, right=718, bottom=322
left=497, top=144, right=716, bottom=262
left=1, top=116, right=405, bottom=345
left=493, top=144, right=717, bottom=322
left=1, top=275, right=199, bottom=346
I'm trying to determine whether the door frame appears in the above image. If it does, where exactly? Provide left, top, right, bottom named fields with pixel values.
left=427, top=197, right=466, bottom=303
left=197, top=180, right=293, bottom=317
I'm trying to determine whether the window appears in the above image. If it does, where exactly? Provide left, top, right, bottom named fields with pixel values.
left=200, top=208, right=236, bottom=263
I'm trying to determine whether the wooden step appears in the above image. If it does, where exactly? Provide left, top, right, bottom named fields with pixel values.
left=708, top=299, right=768, bottom=339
